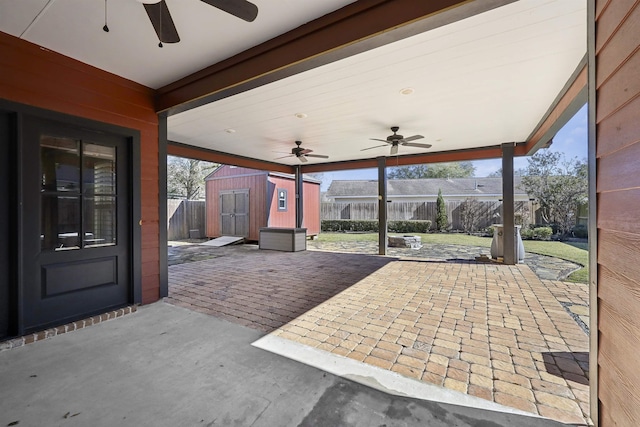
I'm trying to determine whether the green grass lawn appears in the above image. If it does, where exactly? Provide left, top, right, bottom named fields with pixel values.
left=316, top=232, right=589, bottom=283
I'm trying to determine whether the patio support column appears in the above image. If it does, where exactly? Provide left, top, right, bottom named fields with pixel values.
left=502, top=142, right=516, bottom=265
left=295, top=165, right=303, bottom=228
left=378, top=156, right=387, bottom=255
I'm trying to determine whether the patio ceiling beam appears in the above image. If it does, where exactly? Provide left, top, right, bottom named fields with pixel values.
left=301, top=144, right=527, bottom=174
left=524, top=58, right=588, bottom=155
left=167, top=141, right=294, bottom=174
left=156, top=0, right=515, bottom=114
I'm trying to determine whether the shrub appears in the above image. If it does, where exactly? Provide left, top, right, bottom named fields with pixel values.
left=436, top=189, right=448, bottom=231
left=388, top=220, right=432, bottom=233
left=533, top=226, right=553, bottom=240
left=571, top=224, right=588, bottom=238
left=520, top=227, right=534, bottom=240
left=321, top=220, right=432, bottom=234
left=519, top=226, right=552, bottom=240
left=321, top=220, right=378, bottom=232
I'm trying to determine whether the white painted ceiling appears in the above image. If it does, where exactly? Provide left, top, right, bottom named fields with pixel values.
left=1, top=0, right=586, bottom=167
left=0, top=0, right=356, bottom=88
left=168, top=0, right=586, bottom=166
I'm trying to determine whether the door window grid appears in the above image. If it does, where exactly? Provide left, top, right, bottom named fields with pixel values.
left=40, top=137, right=117, bottom=251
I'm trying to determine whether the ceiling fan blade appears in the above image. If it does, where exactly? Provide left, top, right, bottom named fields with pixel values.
left=400, top=135, right=424, bottom=143
left=390, top=145, right=399, bottom=156
left=369, top=138, right=390, bottom=143
left=402, top=142, right=432, bottom=149
left=274, top=154, right=293, bottom=160
left=298, top=155, right=308, bottom=163
left=200, top=0, right=258, bottom=22
left=305, top=154, right=329, bottom=159
left=299, top=149, right=313, bottom=155
left=144, top=0, right=180, bottom=43
left=360, top=144, right=388, bottom=152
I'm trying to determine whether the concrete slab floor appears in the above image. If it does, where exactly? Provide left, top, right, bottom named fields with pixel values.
left=0, top=303, right=567, bottom=427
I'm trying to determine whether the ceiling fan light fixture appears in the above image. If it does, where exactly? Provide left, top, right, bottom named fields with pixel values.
left=137, top=0, right=162, bottom=4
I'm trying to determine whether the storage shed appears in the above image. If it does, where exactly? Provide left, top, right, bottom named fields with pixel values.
left=205, top=165, right=321, bottom=241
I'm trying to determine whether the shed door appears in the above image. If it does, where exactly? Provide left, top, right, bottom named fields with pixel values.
left=220, top=190, right=249, bottom=237
left=21, top=117, right=131, bottom=333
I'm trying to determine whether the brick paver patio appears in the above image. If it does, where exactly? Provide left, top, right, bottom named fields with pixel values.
left=167, top=245, right=590, bottom=425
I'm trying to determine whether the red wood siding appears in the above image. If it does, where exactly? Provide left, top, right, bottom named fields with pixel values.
left=595, top=0, right=640, bottom=425
left=205, top=173, right=268, bottom=241
left=0, top=32, right=160, bottom=304
left=303, top=181, right=321, bottom=236
left=266, top=177, right=321, bottom=235
left=208, top=165, right=268, bottom=178
left=267, top=176, right=297, bottom=229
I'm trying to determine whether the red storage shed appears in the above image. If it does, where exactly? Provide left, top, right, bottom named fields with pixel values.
left=205, top=165, right=321, bottom=241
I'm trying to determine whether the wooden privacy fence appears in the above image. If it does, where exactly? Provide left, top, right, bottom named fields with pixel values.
left=167, top=200, right=206, bottom=240
left=321, top=201, right=533, bottom=230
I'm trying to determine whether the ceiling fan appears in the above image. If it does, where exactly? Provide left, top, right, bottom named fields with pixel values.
left=140, top=0, right=258, bottom=46
left=361, top=126, right=432, bottom=156
left=275, top=141, right=329, bottom=163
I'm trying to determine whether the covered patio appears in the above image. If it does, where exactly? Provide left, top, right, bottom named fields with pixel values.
left=166, top=244, right=590, bottom=425
left=6, top=0, right=640, bottom=425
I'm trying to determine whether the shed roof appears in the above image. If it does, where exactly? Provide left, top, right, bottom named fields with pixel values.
left=326, top=177, right=527, bottom=198
left=205, top=165, right=320, bottom=184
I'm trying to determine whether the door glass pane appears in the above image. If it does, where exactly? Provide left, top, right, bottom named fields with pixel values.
left=83, top=196, right=116, bottom=247
left=41, top=195, right=80, bottom=251
left=41, top=137, right=80, bottom=192
left=84, top=143, right=116, bottom=195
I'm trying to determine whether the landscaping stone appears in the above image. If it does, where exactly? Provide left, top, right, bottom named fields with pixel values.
left=388, top=235, right=422, bottom=249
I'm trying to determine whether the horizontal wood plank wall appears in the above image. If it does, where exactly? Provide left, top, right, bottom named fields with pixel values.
left=205, top=174, right=266, bottom=241
left=0, top=33, right=160, bottom=304
left=595, top=0, right=640, bottom=425
left=267, top=176, right=296, bottom=229
left=303, top=181, right=321, bottom=235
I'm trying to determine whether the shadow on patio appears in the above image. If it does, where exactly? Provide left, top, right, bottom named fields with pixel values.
left=167, top=244, right=395, bottom=332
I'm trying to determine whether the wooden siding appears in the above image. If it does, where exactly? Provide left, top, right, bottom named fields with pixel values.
left=205, top=174, right=267, bottom=241
left=0, top=32, right=160, bottom=304
left=267, top=176, right=297, bottom=229
left=207, top=165, right=268, bottom=179
left=595, top=0, right=640, bottom=425
left=303, top=181, right=321, bottom=236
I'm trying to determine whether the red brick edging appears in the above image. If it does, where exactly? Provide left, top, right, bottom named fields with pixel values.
left=0, top=305, right=138, bottom=353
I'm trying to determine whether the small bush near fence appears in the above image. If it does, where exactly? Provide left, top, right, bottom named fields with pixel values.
left=389, top=220, right=432, bottom=233
left=520, top=226, right=553, bottom=240
left=321, top=219, right=432, bottom=233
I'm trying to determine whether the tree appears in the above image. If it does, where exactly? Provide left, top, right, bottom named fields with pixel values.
left=167, top=156, right=217, bottom=199
left=519, top=151, right=587, bottom=236
left=487, top=168, right=526, bottom=177
left=388, top=162, right=475, bottom=179
left=459, top=197, right=482, bottom=233
left=436, top=189, right=448, bottom=231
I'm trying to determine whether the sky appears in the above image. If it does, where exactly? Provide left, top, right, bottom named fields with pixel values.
left=313, top=104, right=588, bottom=191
